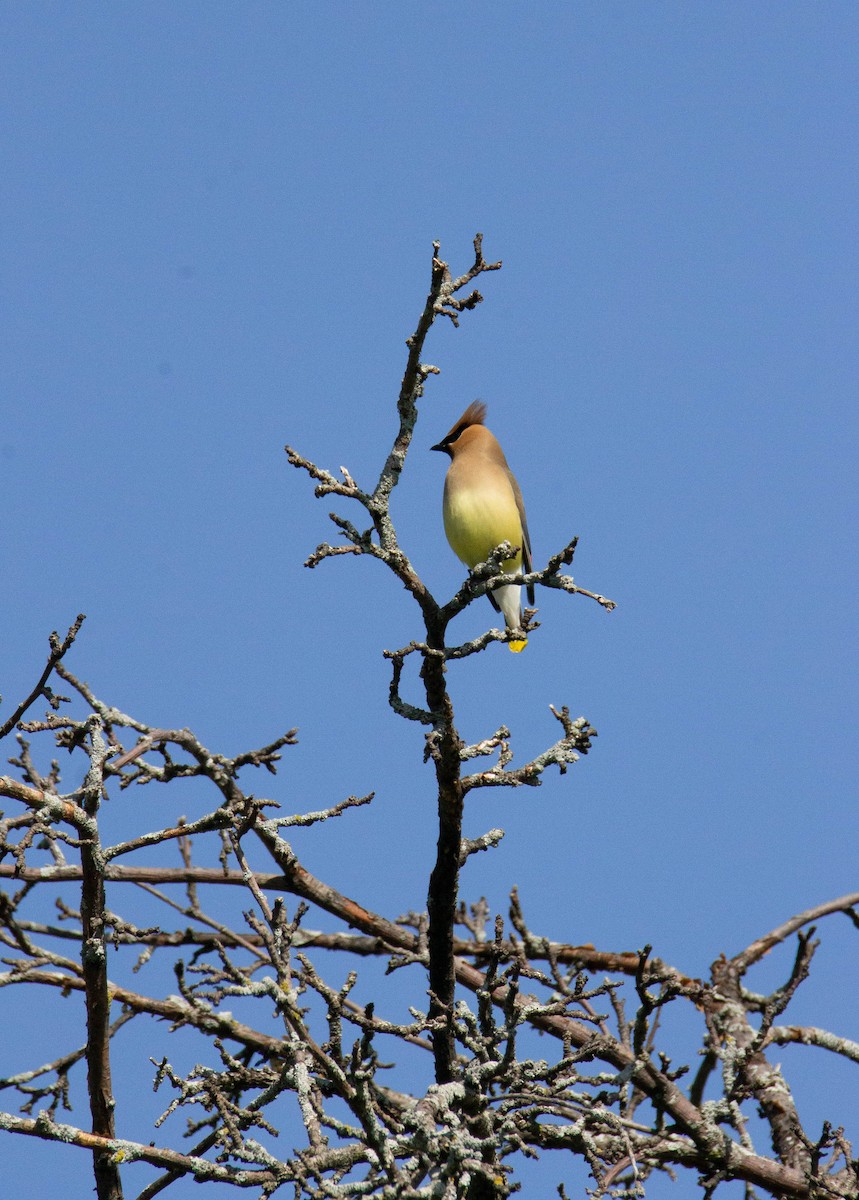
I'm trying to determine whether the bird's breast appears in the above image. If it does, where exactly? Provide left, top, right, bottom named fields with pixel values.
left=442, top=479, right=523, bottom=571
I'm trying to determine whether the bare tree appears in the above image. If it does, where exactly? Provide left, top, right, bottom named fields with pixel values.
left=1, top=238, right=856, bottom=1200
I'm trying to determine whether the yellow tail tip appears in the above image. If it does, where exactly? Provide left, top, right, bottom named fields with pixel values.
left=508, top=639, right=527, bottom=653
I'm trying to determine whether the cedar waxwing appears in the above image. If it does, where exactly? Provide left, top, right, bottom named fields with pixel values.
left=431, top=402, right=534, bottom=652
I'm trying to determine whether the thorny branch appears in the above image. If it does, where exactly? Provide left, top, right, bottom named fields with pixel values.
left=1, top=670, right=858, bottom=1197
left=1, top=239, right=856, bottom=1199
left=285, top=237, right=613, bottom=1095
left=0, top=613, right=85, bottom=740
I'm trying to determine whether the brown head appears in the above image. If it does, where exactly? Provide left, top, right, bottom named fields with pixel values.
left=430, top=401, right=505, bottom=462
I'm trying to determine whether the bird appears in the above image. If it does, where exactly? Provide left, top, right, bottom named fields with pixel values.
left=431, top=401, right=534, bottom=652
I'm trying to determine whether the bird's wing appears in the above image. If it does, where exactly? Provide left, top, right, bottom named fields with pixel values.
left=508, top=470, right=535, bottom=605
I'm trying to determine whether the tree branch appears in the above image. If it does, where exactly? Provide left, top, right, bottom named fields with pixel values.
left=0, top=614, right=85, bottom=740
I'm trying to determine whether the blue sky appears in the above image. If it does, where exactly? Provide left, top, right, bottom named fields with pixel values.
left=2, top=4, right=858, bottom=1196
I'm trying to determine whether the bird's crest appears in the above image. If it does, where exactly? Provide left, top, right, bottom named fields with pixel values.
left=433, top=401, right=487, bottom=451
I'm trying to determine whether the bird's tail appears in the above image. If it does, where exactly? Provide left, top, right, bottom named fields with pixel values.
left=493, top=583, right=527, bottom=653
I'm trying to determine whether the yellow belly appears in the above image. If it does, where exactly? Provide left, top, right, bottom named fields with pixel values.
left=442, top=484, right=523, bottom=573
